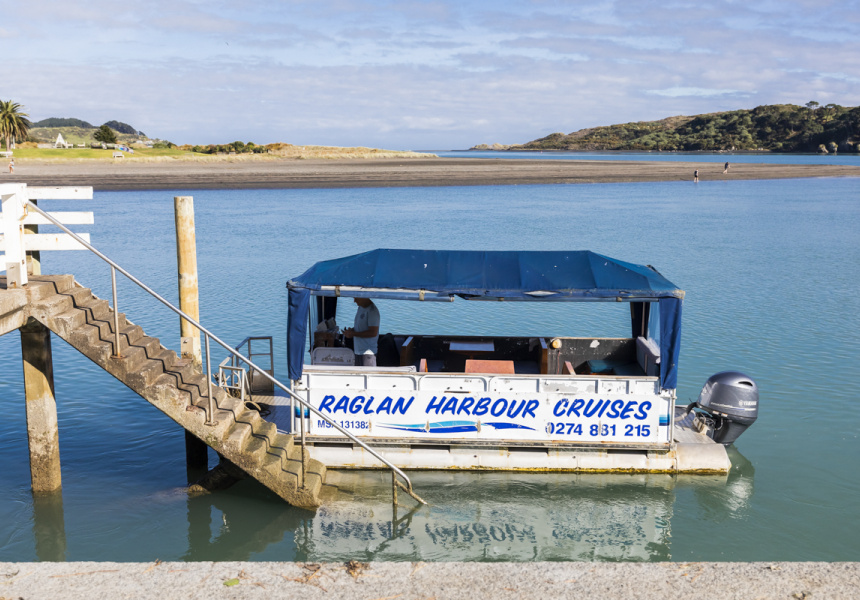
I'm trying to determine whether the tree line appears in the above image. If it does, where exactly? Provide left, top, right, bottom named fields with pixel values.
left=515, top=103, right=860, bottom=153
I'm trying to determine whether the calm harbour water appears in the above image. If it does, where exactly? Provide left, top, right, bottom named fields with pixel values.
left=1, top=173, right=858, bottom=562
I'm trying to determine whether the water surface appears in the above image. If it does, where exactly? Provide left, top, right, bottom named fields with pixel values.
left=1, top=176, right=858, bottom=562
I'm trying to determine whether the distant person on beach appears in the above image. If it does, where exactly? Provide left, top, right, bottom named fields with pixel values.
left=723, top=161, right=729, bottom=174
left=8, top=159, right=13, bottom=174
left=694, top=169, right=699, bottom=182
left=343, top=297, right=380, bottom=367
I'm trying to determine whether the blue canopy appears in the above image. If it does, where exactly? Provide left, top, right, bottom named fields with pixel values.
left=288, top=250, right=683, bottom=388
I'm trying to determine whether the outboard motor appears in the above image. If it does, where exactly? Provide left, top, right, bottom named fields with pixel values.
left=689, top=371, right=758, bottom=445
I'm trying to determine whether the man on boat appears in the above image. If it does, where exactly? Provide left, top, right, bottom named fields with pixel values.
left=343, top=298, right=380, bottom=367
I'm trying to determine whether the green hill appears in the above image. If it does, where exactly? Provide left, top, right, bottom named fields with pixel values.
left=28, top=118, right=147, bottom=146
left=492, top=104, right=860, bottom=153
left=33, top=117, right=95, bottom=129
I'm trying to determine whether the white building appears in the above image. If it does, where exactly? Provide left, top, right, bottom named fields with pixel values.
left=54, top=134, right=72, bottom=149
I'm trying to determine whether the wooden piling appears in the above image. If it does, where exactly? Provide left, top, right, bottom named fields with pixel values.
left=21, top=319, right=61, bottom=492
left=174, top=196, right=201, bottom=367
left=174, top=196, right=208, bottom=470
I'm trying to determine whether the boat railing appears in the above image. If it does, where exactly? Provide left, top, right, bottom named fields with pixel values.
left=217, top=362, right=249, bottom=403
left=24, top=200, right=427, bottom=507
left=223, top=336, right=274, bottom=393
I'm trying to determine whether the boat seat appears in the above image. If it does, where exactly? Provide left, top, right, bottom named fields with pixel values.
left=586, top=359, right=643, bottom=376
left=311, top=347, right=355, bottom=366
left=465, top=359, right=515, bottom=374
left=514, top=361, right=541, bottom=375
left=636, top=336, right=661, bottom=376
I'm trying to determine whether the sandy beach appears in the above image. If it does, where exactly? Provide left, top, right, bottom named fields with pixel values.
left=7, top=157, right=860, bottom=190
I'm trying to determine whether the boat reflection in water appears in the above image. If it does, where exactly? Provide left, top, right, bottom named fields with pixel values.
left=310, top=472, right=674, bottom=562
left=28, top=450, right=754, bottom=562
left=299, top=452, right=755, bottom=562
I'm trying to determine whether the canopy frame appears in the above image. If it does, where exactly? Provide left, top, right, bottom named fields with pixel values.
left=288, top=249, right=683, bottom=389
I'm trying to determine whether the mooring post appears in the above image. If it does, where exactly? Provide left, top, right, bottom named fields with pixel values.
left=174, top=196, right=202, bottom=367
left=174, top=196, right=208, bottom=470
left=20, top=319, right=62, bottom=492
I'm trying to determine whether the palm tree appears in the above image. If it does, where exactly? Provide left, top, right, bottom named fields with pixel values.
left=0, top=100, right=32, bottom=151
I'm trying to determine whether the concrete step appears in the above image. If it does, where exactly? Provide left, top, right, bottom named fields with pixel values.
left=214, top=395, right=244, bottom=420
left=261, top=451, right=291, bottom=476
left=252, top=419, right=278, bottom=443
left=243, top=420, right=279, bottom=457
left=112, top=344, right=147, bottom=369
left=77, top=297, right=112, bottom=322
left=67, top=328, right=113, bottom=364
left=284, top=458, right=324, bottom=500
left=29, top=293, right=75, bottom=320
left=50, top=306, right=88, bottom=336
left=24, top=275, right=76, bottom=301
left=70, top=319, right=127, bottom=361
left=52, top=275, right=77, bottom=294
left=244, top=435, right=267, bottom=457
left=151, top=347, right=180, bottom=373
left=67, top=285, right=94, bottom=303
left=271, top=431, right=296, bottom=457
left=126, top=352, right=168, bottom=390
left=125, top=332, right=159, bottom=357
left=225, top=421, right=254, bottom=449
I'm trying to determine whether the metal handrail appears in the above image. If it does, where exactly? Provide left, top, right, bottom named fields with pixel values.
left=25, top=200, right=426, bottom=506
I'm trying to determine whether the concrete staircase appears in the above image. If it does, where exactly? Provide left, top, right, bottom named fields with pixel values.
left=22, top=275, right=326, bottom=509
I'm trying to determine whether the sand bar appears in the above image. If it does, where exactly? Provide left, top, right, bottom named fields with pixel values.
left=6, top=157, right=860, bottom=190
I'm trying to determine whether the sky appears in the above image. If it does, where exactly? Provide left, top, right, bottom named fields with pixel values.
left=3, top=0, right=859, bottom=149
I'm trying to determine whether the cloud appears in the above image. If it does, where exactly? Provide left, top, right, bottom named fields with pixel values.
left=5, top=0, right=859, bottom=148
left=646, top=87, right=752, bottom=98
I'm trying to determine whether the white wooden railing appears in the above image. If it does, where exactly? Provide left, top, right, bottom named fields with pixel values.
left=0, top=183, right=94, bottom=287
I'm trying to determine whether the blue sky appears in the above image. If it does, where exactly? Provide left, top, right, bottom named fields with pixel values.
left=4, top=0, right=859, bottom=149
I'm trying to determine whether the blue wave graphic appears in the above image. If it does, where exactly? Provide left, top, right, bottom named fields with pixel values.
left=379, top=420, right=479, bottom=434
left=659, top=415, right=669, bottom=425
left=379, top=422, right=425, bottom=432
left=485, top=422, right=536, bottom=431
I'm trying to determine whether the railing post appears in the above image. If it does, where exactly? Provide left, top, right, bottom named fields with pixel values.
left=110, top=266, right=123, bottom=358
left=1, top=183, right=28, bottom=287
left=25, top=199, right=40, bottom=276
left=204, top=335, right=216, bottom=426
left=299, top=405, right=306, bottom=488
left=290, top=381, right=297, bottom=438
